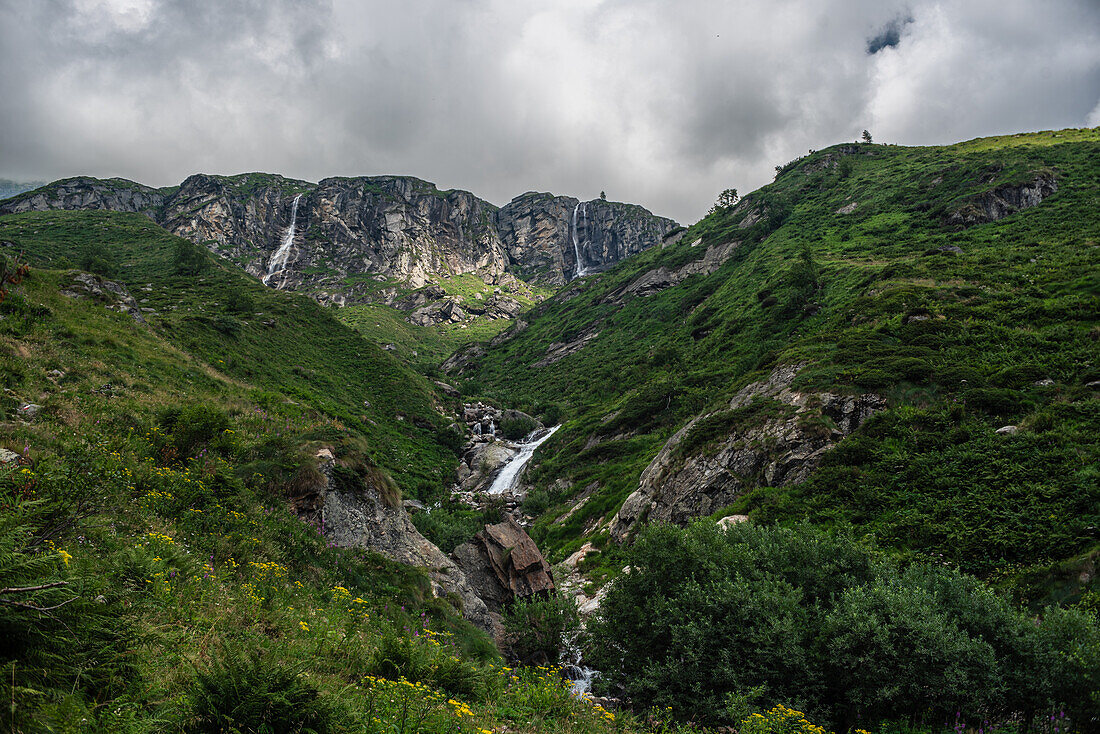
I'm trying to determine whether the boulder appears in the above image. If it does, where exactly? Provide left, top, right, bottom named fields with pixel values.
left=995, top=425, right=1019, bottom=435
left=452, top=517, right=555, bottom=616
left=61, top=273, right=146, bottom=323
left=16, top=404, right=42, bottom=420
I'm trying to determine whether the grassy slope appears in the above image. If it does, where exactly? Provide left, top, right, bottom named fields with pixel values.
left=0, top=210, right=461, bottom=497
left=459, top=128, right=1100, bottom=598
left=336, top=272, right=554, bottom=371
left=0, top=219, right=637, bottom=732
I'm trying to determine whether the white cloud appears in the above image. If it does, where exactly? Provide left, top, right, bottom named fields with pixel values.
left=0, top=0, right=1097, bottom=224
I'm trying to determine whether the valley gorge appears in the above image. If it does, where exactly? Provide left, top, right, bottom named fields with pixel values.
left=3, top=128, right=1099, bottom=732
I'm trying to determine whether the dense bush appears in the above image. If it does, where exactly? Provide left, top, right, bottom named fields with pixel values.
left=589, top=522, right=1100, bottom=730
left=156, top=404, right=233, bottom=461
left=503, top=593, right=581, bottom=666
left=77, top=241, right=118, bottom=277
left=187, top=651, right=333, bottom=734
left=500, top=413, right=538, bottom=440
left=411, top=498, right=501, bottom=554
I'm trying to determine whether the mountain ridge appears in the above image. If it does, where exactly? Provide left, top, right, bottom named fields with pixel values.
left=1, top=172, right=678, bottom=303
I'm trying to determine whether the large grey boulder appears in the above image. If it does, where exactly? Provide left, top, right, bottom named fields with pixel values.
left=452, top=517, right=556, bottom=641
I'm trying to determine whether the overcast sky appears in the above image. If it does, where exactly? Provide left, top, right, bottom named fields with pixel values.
left=1, top=0, right=1098, bottom=224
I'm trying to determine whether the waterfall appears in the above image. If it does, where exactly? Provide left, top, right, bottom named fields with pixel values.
left=571, top=203, right=590, bottom=279
left=562, top=635, right=598, bottom=696
left=486, top=425, right=561, bottom=495
left=263, top=193, right=303, bottom=287
left=488, top=419, right=496, bottom=436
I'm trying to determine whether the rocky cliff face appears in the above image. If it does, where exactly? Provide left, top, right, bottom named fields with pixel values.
left=302, top=176, right=509, bottom=292
left=160, top=173, right=307, bottom=273
left=495, top=193, right=678, bottom=286
left=947, top=173, right=1059, bottom=227
left=609, top=364, right=886, bottom=541
left=291, top=448, right=497, bottom=634
left=0, top=177, right=166, bottom=219
left=2, top=175, right=677, bottom=300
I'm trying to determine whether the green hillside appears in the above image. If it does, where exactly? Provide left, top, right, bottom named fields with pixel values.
left=457, top=128, right=1100, bottom=597
left=0, top=214, right=641, bottom=732
left=3, top=127, right=1099, bottom=732
left=0, top=210, right=461, bottom=496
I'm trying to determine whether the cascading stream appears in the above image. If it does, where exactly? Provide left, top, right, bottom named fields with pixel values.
left=486, top=425, right=561, bottom=496
left=481, top=422, right=600, bottom=694
left=571, top=203, right=590, bottom=279
left=263, top=193, right=303, bottom=287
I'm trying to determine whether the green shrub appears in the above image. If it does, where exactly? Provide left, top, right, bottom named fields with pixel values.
left=503, top=593, right=580, bottom=666
left=77, top=242, right=118, bottom=277
left=225, top=287, right=255, bottom=314
left=186, top=651, right=332, bottom=734
left=173, top=238, right=209, bottom=275
left=212, top=313, right=242, bottom=335
left=156, top=404, right=233, bottom=461
left=411, top=499, right=500, bottom=554
left=589, top=522, right=1100, bottom=729
left=367, top=623, right=490, bottom=701
left=500, top=414, right=538, bottom=440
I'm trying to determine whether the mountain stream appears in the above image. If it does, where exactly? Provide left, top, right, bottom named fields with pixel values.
left=263, top=193, right=303, bottom=286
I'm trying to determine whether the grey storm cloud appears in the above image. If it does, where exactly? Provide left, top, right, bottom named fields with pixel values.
left=1, top=0, right=1098, bottom=224
left=867, top=15, right=914, bottom=54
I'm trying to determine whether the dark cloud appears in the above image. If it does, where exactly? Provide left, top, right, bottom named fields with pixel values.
left=867, top=15, right=913, bottom=54
left=1, top=0, right=1098, bottom=224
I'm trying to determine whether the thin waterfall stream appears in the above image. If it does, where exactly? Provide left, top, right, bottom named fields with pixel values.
left=263, top=193, right=303, bottom=287
left=571, top=202, right=590, bottom=279
left=479, top=423, right=599, bottom=695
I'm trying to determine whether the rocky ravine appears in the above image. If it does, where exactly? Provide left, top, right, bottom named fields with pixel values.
left=2, top=174, right=677, bottom=301
left=291, top=447, right=555, bottom=643
left=609, top=364, right=886, bottom=541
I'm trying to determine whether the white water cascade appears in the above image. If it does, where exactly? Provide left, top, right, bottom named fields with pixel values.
left=563, top=636, right=597, bottom=696
left=571, top=203, right=590, bottom=279
left=486, top=425, right=561, bottom=495
left=263, top=193, right=303, bottom=287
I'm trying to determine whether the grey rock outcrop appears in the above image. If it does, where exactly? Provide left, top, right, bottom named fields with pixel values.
left=532, top=325, right=601, bottom=367
left=4, top=175, right=678, bottom=302
left=292, top=449, right=496, bottom=634
left=0, top=177, right=165, bottom=219
left=495, top=193, right=678, bottom=285
left=160, top=173, right=306, bottom=274
left=609, top=364, right=886, bottom=541
left=61, top=272, right=148, bottom=323
left=947, top=174, right=1058, bottom=227
left=603, top=239, right=739, bottom=304
left=305, top=176, right=509, bottom=291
